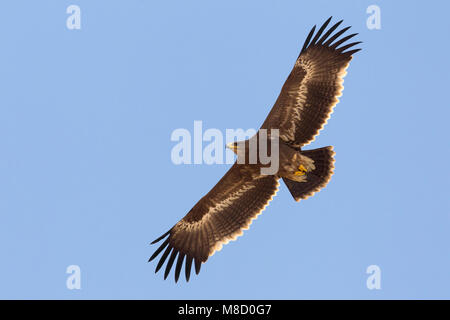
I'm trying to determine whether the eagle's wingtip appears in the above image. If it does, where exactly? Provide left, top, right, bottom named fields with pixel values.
left=195, top=258, right=202, bottom=275
left=150, top=230, right=171, bottom=245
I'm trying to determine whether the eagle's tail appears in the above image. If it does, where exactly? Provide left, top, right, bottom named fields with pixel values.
left=283, top=146, right=335, bottom=201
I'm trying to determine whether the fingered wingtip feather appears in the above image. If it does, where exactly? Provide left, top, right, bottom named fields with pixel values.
left=164, top=249, right=178, bottom=280
left=337, top=41, right=362, bottom=53
left=317, top=19, right=343, bottom=45
left=310, top=17, right=333, bottom=46
left=331, top=33, right=358, bottom=49
left=149, top=238, right=170, bottom=262
left=155, top=245, right=172, bottom=274
left=344, top=48, right=362, bottom=56
left=194, top=258, right=202, bottom=275
left=301, top=25, right=316, bottom=54
left=174, top=253, right=185, bottom=283
left=150, top=230, right=170, bottom=244
left=323, top=26, right=351, bottom=47
left=185, top=256, right=193, bottom=282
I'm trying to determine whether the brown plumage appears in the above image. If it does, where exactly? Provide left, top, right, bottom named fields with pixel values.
left=149, top=17, right=361, bottom=282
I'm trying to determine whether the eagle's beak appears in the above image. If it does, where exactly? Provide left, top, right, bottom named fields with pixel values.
left=226, top=142, right=239, bottom=152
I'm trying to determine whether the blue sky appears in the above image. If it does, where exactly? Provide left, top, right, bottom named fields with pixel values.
left=0, top=1, right=449, bottom=299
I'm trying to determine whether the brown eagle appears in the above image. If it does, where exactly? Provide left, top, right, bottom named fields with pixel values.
left=149, top=17, right=361, bottom=282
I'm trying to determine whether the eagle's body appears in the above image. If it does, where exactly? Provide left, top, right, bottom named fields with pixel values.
left=149, top=17, right=361, bottom=282
left=228, top=135, right=323, bottom=183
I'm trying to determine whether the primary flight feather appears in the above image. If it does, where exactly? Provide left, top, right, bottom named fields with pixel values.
left=149, top=17, right=361, bottom=282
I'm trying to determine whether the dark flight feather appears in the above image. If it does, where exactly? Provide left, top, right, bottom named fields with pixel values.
left=343, top=48, right=362, bottom=56
left=310, top=16, right=332, bottom=46
left=164, top=250, right=178, bottom=280
left=151, top=230, right=170, bottom=245
left=185, top=256, right=193, bottom=282
left=155, top=245, right=172, bottom=273
left=317, top=19, right=343, bottom=45
left=148, top=237, right=169, bottom=262
left=337, top=41, right=362, bottom=53
left=195, top=258, right=202, bottom=275
left=174, top=253, right=185, bottom=283
left=300, top=25, right=316, bottom=54
left=323, top=26, right=351, bottom=46
left=331, top=33, right=358, bottom=49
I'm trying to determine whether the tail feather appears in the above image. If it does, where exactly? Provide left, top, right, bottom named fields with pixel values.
left=283, top=146, right=335, bottom=201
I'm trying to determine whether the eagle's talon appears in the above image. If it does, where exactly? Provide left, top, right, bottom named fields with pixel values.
left=294, top=164, right=308, bottom=176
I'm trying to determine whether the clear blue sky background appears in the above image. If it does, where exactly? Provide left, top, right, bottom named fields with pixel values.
left=0, top=1, right=449, bottom=299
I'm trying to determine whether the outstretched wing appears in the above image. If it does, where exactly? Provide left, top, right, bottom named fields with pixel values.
left=149, top=164, right=280, bottom=282
left=261, top=17, right=361, bottom=148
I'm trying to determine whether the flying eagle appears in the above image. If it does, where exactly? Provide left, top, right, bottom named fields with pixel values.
left=149, top=17, right=361, bottom=282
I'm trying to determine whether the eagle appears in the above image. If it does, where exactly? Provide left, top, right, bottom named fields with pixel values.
left=149, top=17, right=361, bottom=282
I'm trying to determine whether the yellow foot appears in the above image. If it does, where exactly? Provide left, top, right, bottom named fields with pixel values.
left=294, top=164, right=307, bottom=176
